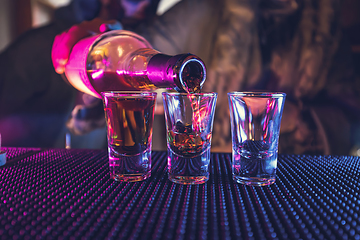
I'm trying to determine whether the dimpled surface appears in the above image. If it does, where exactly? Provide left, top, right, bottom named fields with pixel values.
left=0, top=148, right=359, bottom=240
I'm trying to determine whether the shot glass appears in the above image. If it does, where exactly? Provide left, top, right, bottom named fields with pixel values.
left=228, top=92, right=286, bottom=186
left=101, top=91, right=157, bottom=182
left=162, top=92, right=217, bottom=185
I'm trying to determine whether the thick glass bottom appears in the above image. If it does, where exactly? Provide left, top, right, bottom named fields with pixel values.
left=168, top=175, right=209, bottom=185
left=111, top=172, right=151, bottom=182
left=167, top=147, right=210, bottom=185
left=233, top=176, right=275, bottom=186
left=108, top=149, right=151, bottom=182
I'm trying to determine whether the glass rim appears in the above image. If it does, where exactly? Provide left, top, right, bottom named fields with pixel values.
left=162, top=92, right=217, bottom=97
left=227, top=91, right=286, bottom=98
left=101, top=91, right=157, bottom=97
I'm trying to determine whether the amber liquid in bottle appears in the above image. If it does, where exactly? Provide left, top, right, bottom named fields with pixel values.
left=87, top=71, right=156, bottom=93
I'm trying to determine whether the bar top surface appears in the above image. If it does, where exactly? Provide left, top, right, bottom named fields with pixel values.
left=0, top=148, right=359, bottom=240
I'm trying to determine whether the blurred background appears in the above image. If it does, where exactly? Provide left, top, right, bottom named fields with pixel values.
left=0, top=0, right=359, bottom=152
left=0, top=0, right=359, bottom=74
left=0, top=0, right=181, bottom=151
left=0, top=0, right=181, bottom=52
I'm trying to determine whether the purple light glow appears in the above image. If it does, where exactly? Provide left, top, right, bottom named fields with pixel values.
left=91, top=70, right=104, bottom=79
left=116, top=70, right=146, bottom=76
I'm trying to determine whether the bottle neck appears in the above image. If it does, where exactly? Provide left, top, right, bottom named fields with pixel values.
left=147, top=53, right=206, bottom=93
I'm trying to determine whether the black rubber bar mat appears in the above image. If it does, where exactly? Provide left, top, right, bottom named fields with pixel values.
left=0, top=148, right=359, bottom=240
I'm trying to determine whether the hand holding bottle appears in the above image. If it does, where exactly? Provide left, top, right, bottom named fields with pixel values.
left=51, top=18, right=122, bottom=75
left=54, top=27, right=206, bottom=98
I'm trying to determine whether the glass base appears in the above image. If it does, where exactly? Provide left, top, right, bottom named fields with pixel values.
left=108, top=148, right=151, bottom=182
left=167, top=147, right=210, bottom=185
left=168, top=175, right=209, bottom=185
left=111, top=172, right=151, bottom=182
left=233, top=176, right=275, bottom=186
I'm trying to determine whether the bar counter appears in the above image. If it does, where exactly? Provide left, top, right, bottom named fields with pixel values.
left=0, top=147, right=359, bottom=240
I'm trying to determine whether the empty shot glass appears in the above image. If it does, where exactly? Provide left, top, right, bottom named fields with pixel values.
left=102, top=91, right=157, bottom=182
left=162, top=92, right=217, bottom=185
left=228, top=92, right=286, bottom=186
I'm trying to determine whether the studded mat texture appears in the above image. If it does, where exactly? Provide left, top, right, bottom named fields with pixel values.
left=0, top=148, right=359, bottom=240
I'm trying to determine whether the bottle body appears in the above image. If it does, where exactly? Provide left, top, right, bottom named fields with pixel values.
left=65, top=30, right=206, bottom=98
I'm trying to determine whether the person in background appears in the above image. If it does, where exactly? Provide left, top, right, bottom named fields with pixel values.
left=52, top=0, right=360, bottom=156
left=0, top=0, right=160, bottom=149
left=1, top=0, right=359, bottom=155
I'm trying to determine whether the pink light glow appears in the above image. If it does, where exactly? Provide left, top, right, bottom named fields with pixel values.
left=91, top=69, right=104, bottom=79
left=262, top=99, right=276, bottom=139
left=116, top=70, right=146, bottom=76
left=116, top=70, right=126, bottom=75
